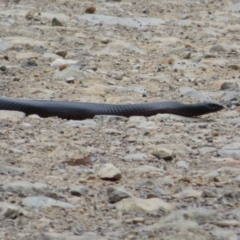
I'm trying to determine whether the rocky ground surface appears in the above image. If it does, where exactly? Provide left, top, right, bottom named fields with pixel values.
left=0, top=0, right=240, bottom=239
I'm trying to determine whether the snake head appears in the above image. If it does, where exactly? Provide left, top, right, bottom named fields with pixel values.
left=205, top=102, right=224, bottom=112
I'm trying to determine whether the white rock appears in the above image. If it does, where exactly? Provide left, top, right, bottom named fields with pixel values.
left=116, top=198, right=173, bottom=213
left=51, top=58, right=77, bottom=69
left=0, top=110, right=25, bottom=121
left=96, top=163, right=122, bottom=181
left=22, top=196, right=75, bottom=209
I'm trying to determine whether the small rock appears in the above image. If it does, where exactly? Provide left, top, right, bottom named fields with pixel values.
left=218, top=150, right=240, bottom=160
left=232, top=176, right=240, bottom=186
left=107, top=187, right=133, bottom=203
left=0, top=110, right=25, bottom=121
left=173, top=188, right=202, bottom=199
left=59, top=64, right=70, bottom=71
left=65, top=77, right=75, bottom=84
left=0, top=202, right=24, bottom=220
left=221, top=91, right=239, bottom=102
left=20, top=59, right=38, bottom=67
left=97, top=163, right=122, bottom=181
left=70, top=186, right=88, bottom=197
left=63, top=156, right=93, bottom=166
left=0, top=165, right=29, bottom=175
left=229, top=64, right=240, bottom=70
left=22, top=196, right=75, bottom=209
left=3, top=181, right=48, bottom=196
left=203, top=170, right=219, bottom=181
left=25, top=10, right=34, bottom=20
left=221, top=82, right=239, bottom=91
left=116, top=197, right=173, bottom=213
left=52, top=17, right=63, bottom=26
left=180, top=51, right=191, bottom=59
left=65, top=119, right=97, bottom=128
left=134, top=165, right=163, bottom=174
left=54, top=67, right=83, bottom=80
left=86, top=7, right=96, bottom=14
left=124, top=153, right=147, bottom=161
left=55, top=50, right=68, bottom=58
left=209, top=44, right=231, bottom=53
left=176, top=160, right=189, bottom=169
left=201, top=189, right=217, bottom=198
left=0, top=66, right=7, bottom=72
left=152, top=148, right=173, bottom=160
left=51, top=59, right=78, bottom=69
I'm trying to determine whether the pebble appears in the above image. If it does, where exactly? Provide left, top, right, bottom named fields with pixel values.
left=152, top=147, right=173, bottom=160
left=96, top=163, right=122, bottom=181
left=0, top=202, right=24, bottom=220
left=85, top=7, right=96, bottom=14
left=65, top=119, right=97, bottom=128
left=55, top=50, right=67, bottom=58
left=22, top=196, right=75, bottom=209
left=107, top=187, right=133, bottom=203
left=221, top=82, right=239, bottom=91
left=70, top=186, right=88, bottom=197
left=52, top=17, right=63, bottom=26
left=0, top=165, right=29, bottom=175
left=123, top=153, right=147, bottom=161
left=3, top=181, right=48, bottom=196
left=116, top=197, right=173, bottom=213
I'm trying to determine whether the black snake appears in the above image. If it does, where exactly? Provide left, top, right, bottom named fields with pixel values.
left=0, top=97, right=224, bottom=120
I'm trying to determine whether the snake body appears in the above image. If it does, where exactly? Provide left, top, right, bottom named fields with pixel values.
left=0, top=97, right=224, bottom=120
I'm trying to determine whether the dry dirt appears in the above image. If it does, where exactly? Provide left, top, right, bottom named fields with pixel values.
left=0, top=0, right=240, bottom=240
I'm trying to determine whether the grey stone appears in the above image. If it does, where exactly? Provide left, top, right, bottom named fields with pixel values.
left=0, top=110, right=25, bottom=121
left=113, top=85, right=146, bottom=94
left=176, top=160, right=189, bottom=169
left=3, top=181, right=48, bottom=196
left=20, top=59, right=38, bottom=67
left=0, top=202, right=24, bottom=219
left=227, top=3, right=240, bottom=12
left=54, top=67, right=84, bottom=79
left=78, top=14, right=165, bottom=29
left=0, top=39, right=12, bottom=52
left=218, top=150, right=240, bottom=160
left=232, top=176, right=240, bottom=186
left=180, top=51, right=191, bottom=59
left=162, top=207, right=217, bottom=224
left=134, top=165, right=163, bottom=174
left=116, top=197, right=173, bottom=213
left=209, top=44, right=231, bottom=53
left=43, top=52, right=60, bottom=60
left=0, top=18, right=15, bottom=27
left=99, top=40, right=145, bottom=55
left=52, top=17, right=63, bottom=26
left=70, top=186, right=88, bottom=197
left=41, top=232, right=65, bottom=240
left=107, top=187, right=133, bottom=203
left=179, top=86, right=212, bottom=102
left=22, top=196, right=75, bottom=209
left=65, top=120, right=97, bottom=128
left=221, top=82, right=239, bottom=91
left=164, top=232, right=207, bottom=240
left=124, top=153, right=148, bottom=161
left=201, top=189, right=217, bottom=198
left=221, top=91, right=239, bottom=102
left=219, top=188, right=240, bottom=201
left=0, top=165, right=29, bottom=175
left=152, top=148, right=173, bottom=160
left=203, top=170, right=219, bottom=181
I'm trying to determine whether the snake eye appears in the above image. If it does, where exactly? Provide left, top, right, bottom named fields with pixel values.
left=208, top=103, right=215, bottom=108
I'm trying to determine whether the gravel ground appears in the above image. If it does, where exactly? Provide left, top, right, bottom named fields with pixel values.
left=0, top=0, right=240, bottom=240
